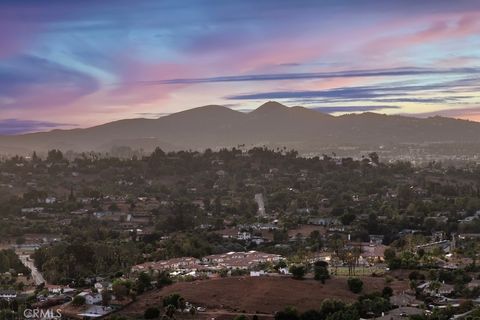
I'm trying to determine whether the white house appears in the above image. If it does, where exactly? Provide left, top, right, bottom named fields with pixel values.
left=77, top=292, right=102, bottom=305
left=0, top=290, right=17, bottom=300
left=45, top=197, right=57, bottom=204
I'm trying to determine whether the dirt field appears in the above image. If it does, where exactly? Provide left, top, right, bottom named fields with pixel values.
left=120, top=275, right=408, bottom=316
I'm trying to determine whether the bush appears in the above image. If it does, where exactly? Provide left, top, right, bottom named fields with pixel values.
left=347, top=277, right=363, bottom=294
left=289, top=265, right=306, bottom=280
left=408, top=271, right=425, bottom=281
left=382, top=286, right=393, bottom=297
left=275, top=306, right=299, bottom=320
left=144, top=307, right=160, bottom=319
left=72, top=295, right=86, bottom=306
left=313, top=261, right=330, bottom=283
left=163, top=293, right=183, bottom=308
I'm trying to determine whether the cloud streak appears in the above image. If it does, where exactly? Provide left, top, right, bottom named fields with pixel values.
left=129, top=67, right=480, bottom=85
left=225, top=77, right=479, bottom=101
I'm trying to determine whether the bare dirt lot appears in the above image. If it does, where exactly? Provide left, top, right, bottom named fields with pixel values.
left=120, top=275, right=408, bottom=317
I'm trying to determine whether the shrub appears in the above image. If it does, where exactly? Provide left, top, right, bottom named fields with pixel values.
left=290, top=265, right=306, bottom=280
left=163, top=293, right=183, bottom=309
left=144, top=307, right=160, bottom=319
left=347, top=277, right=363, bottom=293
left=275, top=306, right=299, bottom=320
left=72, top=295, right=86, bottom=306
left=382, top=286, right=393, bottom=297
left=314, top=261, right=330, bottom=283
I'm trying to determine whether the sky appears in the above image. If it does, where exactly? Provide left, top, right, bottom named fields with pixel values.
left=1, top=0, right=480, bottom=134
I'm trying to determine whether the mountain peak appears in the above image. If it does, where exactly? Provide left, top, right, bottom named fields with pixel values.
left=251, top=101, right=289, bottom=115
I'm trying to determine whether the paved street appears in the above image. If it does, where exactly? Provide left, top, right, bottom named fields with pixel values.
left=18, top=254, right=46, bottom=286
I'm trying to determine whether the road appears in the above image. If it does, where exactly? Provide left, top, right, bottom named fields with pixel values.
left=18, top=254, right=46, bottom=286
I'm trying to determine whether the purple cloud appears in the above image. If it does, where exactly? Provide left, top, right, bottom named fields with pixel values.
left=130, top=67, right=480, bottom=85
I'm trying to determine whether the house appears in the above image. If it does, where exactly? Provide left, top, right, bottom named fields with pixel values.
left=308, top=217, right=340, bottom=227
left=417, top=281, right=454, bottom=296
left=93, top=211, right=112, bottom=219
left=467, top=280, right=480, bottom=289
left=131, top=257, right=202, bottom=274
left=416, top=240, right=452, bottom=254
left=369, top=234, right=384, bottom=245
left=45, top=197, right=57, bottom=204
left=21, top=207, right=44, bottom=214
left=237, top=231, right=252, bottom=241
left=203, top=251, right=282, bottom=270
left=94, top=281, right=112, bottom=293
left=347, top=242, right=387, bottom=263
left=390, top=293, right=422, bottom=307
left=77, top=292, right=102, bottom=305
left=0, top=290, right=17, bottom=300
left=251, top=236, right=267, bottom=245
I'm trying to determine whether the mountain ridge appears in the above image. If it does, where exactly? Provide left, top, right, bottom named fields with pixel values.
left=0, top=102, right=479, bottom=155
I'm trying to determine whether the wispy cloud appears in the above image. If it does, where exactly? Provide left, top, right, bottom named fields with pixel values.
left=225, top=77, right=479, bottom=101
left=0, top=55, right=99, bottom=110
left=129, top=67, right=480, bottom=85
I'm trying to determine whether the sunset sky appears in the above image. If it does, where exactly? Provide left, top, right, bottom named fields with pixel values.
left=1, top=0, right=480, bottom=134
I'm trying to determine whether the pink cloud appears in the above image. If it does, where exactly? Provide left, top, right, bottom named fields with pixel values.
left=362, top=13, right=480, bottom=58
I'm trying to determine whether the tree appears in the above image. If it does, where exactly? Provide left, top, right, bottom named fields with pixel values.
left=72, top=295, right=86, bottom=306
left=299, top=309, right=322, bottom=320
left=144, top=307, right=160, bottom=319
left=163, top=293, right=183, bottom=308
left=275, top=306, right=299, bottom=320
left=313, top=261, right=330, bottom=283
left=101, top=290, right=112, bottom=306
left=136, top=272, right=152, bottom=294
left=289, top=265, right=306, bottom=280
left=112, top=280, right=131, bottom=300
left=347, top=277, right=363, bottom=294
left=382, top=286, right=393, bottom=298
left=47, top=149, right=64, bottom=163
left=368, top=152, right=379, bottom=165
left=383, top=247, right=396, bottom=262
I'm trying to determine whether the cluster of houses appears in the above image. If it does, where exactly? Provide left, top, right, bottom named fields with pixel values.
left=131, top=250, right=283, bottom=276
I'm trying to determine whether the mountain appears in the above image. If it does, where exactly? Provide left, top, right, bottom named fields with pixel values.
left=1, top=101, right=480, bottom=155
